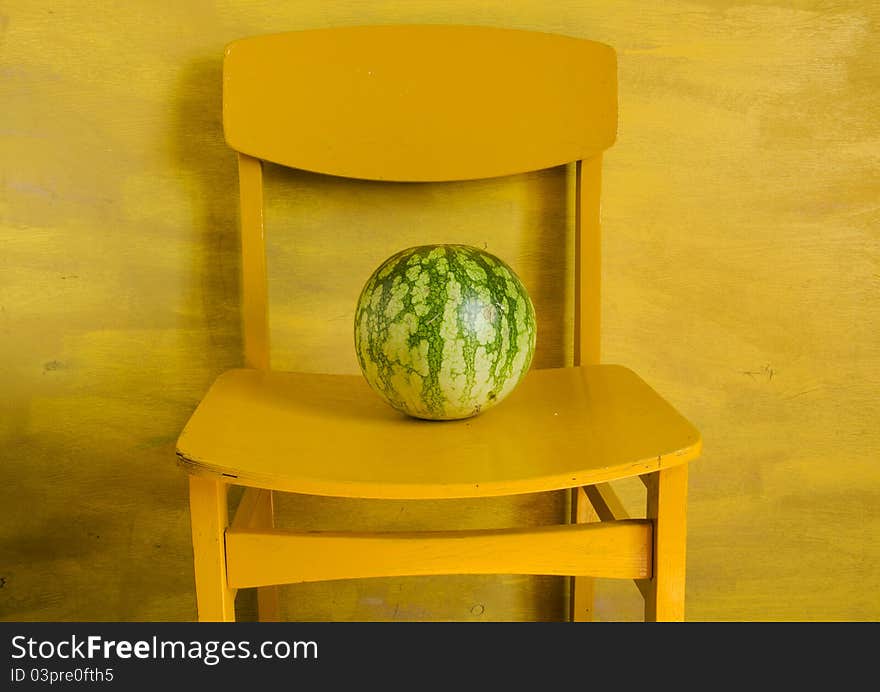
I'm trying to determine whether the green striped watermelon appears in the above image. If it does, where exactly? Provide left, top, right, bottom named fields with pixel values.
left=354, top=244, right=537, bottom=420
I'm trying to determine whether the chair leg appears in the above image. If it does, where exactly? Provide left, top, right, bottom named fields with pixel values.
left=189, top=475, right=236, bottom=622
left=644, top=464, right=689, bottom=622
left=569, top=486, right=600, bottom=621
left=254, top=490, right=281, bottom=622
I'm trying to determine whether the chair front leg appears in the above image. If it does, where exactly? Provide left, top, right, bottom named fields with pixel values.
left=643, top=464, right=689, bottom=622
left=189, top=475, right=236, bottom=622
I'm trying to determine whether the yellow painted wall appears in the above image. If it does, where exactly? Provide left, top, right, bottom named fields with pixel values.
left=1, top=1, right=878, bottom=621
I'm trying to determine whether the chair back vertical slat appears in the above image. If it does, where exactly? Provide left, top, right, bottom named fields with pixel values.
left=237, top=153, right=270, bottom=370
left=574, top=155, right=604, bottom=367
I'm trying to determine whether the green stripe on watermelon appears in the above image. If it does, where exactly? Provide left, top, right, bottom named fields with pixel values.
left=354, top=244, right=536, bottom=420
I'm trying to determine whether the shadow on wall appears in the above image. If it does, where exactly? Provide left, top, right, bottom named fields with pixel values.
left=169, top=57, right=244, bottom=379
left=168, top=57, right=572, bottom=376
left=519, top=164, right=571, bottom=369
left=258, top=162, right=572, bottom=373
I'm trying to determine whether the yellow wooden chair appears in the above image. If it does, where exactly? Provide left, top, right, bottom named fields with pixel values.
left=176, top=25, right=701, bottom=622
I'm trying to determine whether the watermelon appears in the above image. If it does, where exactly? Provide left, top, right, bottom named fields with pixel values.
left=354, top=244, right=537, bottom=420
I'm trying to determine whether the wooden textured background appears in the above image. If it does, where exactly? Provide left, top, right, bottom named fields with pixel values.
left=1, top=1, right=877, bottom=621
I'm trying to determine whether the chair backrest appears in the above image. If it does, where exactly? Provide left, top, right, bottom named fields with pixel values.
left=222, top=25, right=618, bottom=370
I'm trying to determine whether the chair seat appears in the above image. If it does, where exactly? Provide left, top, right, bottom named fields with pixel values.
left=176, top=364, right=700, bottom=500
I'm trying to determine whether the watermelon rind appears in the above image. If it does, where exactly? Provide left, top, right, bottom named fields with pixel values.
left=354, top=244, right=537, bottom=420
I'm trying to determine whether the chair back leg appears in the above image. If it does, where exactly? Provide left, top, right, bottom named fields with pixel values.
left=570, top=486, right=600, bottom=621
